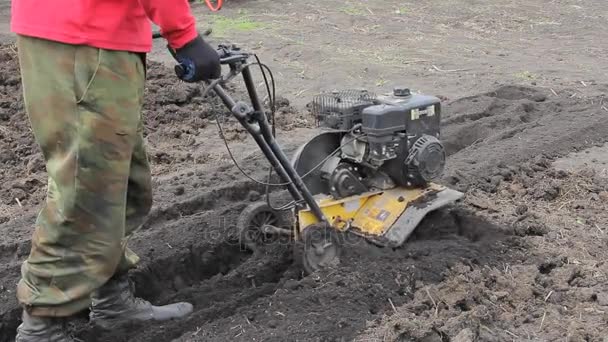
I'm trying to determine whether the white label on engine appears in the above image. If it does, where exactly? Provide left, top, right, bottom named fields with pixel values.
left=411, top=109, right=420, bottom=120
left=411, top=106, right=435, bottom=120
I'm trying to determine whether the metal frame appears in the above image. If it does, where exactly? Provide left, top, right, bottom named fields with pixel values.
left=207, top=46, right=328, bottom=224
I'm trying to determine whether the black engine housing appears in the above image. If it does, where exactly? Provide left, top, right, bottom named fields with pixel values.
left=314, top=87, right=446, bottom=192
left=381, top=134, right=446, bottom=187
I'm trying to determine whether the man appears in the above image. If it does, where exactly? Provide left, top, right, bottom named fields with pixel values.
left=10, top=0, right=221, bottom=340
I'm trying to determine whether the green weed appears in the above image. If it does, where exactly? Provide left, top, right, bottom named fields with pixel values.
left=210, top=16, right=266, bottom=37
left=515, top=71, right=536, bottom=80
left=341, top=6, right=366, bottom=16
left=394, top=7, right=409, bottom=15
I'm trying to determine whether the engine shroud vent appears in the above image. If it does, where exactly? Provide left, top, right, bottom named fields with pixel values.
left=310, top=89, right=376, bottom=130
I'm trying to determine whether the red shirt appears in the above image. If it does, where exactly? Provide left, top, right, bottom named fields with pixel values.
left=10, top=0, right=198, bottom=53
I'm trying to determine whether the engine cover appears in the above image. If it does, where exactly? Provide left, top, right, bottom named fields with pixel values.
left=361, top=91, right=441, bottom=163
left=382, top=135, right=446, bottom=187
left=297, top=87, right=447, bottom=199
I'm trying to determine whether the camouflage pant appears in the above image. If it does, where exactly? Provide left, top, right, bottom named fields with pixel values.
left=16, top=35, right=152, bottom=317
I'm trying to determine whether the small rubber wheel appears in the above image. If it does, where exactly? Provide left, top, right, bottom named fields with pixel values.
left=237, top=201, right=281, bottom=251
left=294, top=223, right=342, bottom=275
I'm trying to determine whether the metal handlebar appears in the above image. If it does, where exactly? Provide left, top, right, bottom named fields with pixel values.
left=148, top=32, right=328, bottom=223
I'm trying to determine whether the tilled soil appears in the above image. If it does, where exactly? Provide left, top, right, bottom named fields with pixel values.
left=1, top=41, right=608, bottom=342
left=359, top=167, right=608, bottom=341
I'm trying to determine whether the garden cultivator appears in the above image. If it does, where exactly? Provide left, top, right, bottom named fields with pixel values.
left=167, top=40, right=464, bottom=274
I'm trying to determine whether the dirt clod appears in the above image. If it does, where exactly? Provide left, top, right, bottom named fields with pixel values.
left=452, top=328, right=475, bottom=342
left=247, top=190, right=261, bottom=202
left=515, top=204, right=528, bottom=215
left=597, top=293, right=608, bottom=306
left=173, top=186, right=185, bottom=196
left=533, top=184, right=560, bottom=201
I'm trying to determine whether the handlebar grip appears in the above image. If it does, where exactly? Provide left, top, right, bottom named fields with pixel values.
left=174, top=65, right=186, bottom=79
left=164, top=44, right=195, bottom=82
left=174, top=59, right=196, bottom=82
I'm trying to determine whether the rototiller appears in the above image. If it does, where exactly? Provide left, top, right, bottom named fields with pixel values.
left=161, top=37, right=464, bottom=274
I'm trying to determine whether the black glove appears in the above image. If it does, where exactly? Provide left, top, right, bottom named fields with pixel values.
left=174, top=34, right=221, bottom=82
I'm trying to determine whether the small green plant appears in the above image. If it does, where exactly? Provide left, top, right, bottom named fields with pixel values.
left=515, top=71, right=536, bottom=80
left=394, top=7, right=409, bottom=15
left=375, top=78, right=387, bottom=87
left=210, top=16, right=266, bottom=37
left=341, top=6, right=365, bottom=16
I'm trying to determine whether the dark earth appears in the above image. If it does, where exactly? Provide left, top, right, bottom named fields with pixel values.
left=1, top=0, right=608, bottom=341
left=2, top=41, right=608, bottom=341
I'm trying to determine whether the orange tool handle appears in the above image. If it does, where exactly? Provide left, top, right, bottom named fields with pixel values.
left=205, top=0, right=223, bottom=11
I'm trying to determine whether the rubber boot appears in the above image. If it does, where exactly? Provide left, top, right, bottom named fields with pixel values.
left=15, top=311, right=74, bottom=342
left=89, top=274, right=193, bottom=329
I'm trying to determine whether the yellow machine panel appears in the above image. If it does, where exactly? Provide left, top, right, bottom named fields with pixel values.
left=297, top=192, right=377, bottom=232
left=297, top=184, right=446, bottom=239
left=351, top=188, right=417, bottom=235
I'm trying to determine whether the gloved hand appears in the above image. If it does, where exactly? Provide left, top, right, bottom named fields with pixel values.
left=174, top=34, right=221, bottom=82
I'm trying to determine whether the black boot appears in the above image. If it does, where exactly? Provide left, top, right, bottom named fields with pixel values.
left=15, top=311, right=74, bottom=342
left=89, top=274, right=193, bottom=329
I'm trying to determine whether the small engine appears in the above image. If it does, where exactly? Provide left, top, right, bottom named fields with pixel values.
left=309, top=87, right=446, bottom=199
